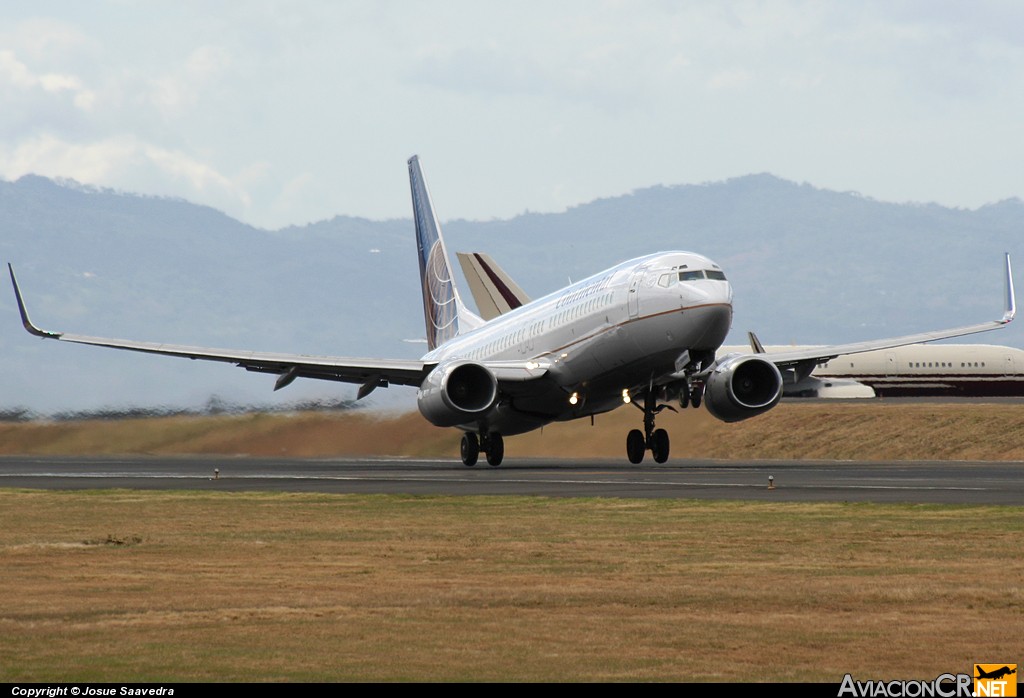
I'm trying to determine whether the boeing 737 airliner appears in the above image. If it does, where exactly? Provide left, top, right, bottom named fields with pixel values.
left=8, top=156, right=1017, bottom=465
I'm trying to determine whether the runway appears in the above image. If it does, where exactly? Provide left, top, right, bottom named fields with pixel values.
left=1, top=455, right=1022, bottom=504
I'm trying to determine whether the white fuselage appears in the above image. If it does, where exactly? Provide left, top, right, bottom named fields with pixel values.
left=723, top=343, right=1024, bottom=397
left=816, top=343, right=1024, bottom=396
left=420, top=251, right=733, bottom=434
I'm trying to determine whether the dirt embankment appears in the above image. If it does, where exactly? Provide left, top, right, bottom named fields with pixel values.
left=1, top=401, right=1022, bottom=461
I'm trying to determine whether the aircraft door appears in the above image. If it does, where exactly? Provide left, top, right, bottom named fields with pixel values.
left=627, top=267, right=645, bottom=318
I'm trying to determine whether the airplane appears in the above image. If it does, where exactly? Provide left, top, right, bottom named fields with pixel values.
left=721, top=338, right=1024, bottom=398
left=975, top=666, right=1016, bottom=681
left=7, top=156, right=1018, bottom=466
left=780, top=342, right=1024, bottom=397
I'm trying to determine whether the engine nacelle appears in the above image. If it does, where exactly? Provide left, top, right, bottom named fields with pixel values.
left=703, top=355, right=783, bottom=423
left=417, top=360, right=499, bottom=427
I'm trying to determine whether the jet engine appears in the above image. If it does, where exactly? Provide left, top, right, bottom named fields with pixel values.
left=417, top=360, right=499, bottom=427
left=703, top=356, right=783, bottom=423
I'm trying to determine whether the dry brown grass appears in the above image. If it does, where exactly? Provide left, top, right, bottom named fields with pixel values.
left=1, top=490, right=1021, bottom=682
left=2, top=401, right=1023, bottom=461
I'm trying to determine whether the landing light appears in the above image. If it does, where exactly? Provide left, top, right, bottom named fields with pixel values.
left=569, top=392, right=579, bottom=406
left=622, top=389, right=631, bottom=404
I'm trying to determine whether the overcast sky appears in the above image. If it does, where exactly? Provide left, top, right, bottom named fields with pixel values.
left=2, top=1, right=1023, bottom=229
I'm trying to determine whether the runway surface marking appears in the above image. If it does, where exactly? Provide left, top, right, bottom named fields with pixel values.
left=0, top=470, right=995, bottom=492
left=3, top=456, right=1020, bottom=503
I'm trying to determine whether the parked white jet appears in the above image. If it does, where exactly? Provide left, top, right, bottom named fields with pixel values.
left=8, top=156, right=1017, bottom=465
left=736, top=338, right=1024, bottom=398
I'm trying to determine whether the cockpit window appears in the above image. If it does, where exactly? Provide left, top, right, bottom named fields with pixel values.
left=679, top=269, right=727, bottom=282
left=657, top=273, right=676, bottom=288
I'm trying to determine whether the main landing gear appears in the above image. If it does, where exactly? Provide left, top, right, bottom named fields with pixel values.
left=678, top=384, right=702, bottom=409
left=626, top=383, right=703, bottom=464
left=461, top=431, right=504, bottom=467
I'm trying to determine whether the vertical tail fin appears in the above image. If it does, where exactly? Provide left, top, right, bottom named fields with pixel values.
left=408, top=155, right=478, bottom=350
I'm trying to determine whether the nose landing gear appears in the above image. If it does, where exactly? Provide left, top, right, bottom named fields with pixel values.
left=626, top=383, right=702, bottom=464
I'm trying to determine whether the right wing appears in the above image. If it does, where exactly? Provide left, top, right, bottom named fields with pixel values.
left=9, top=264, right=429, bottom=399
left=730, top=253, right=1016, bottom=383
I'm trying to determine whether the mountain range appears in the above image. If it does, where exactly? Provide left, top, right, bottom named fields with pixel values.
left=2, top=173, right=1021, bottom=413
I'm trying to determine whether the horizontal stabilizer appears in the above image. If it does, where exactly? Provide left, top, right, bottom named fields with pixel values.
left=456, top=252, right=531, bottom=320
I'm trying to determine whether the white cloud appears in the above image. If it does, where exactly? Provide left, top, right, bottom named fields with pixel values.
left=146, top=45, right=233, bottom=115
left=144, top=143, right=249, bottom=206
left=37, top=72, right=81, bottom=93
left=0, top=50, right=35, bottom=88
left=0, top=49, right=85, bottom=96
left=0, top=48, right=96, bottom=115
left=1, top=134, right=129, bottom=182
left=2, top=17, right=95, bottom=63
left=0, top=134, right=251, bottom=213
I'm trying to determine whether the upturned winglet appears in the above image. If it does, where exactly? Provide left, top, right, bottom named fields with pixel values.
left=7, top=264, right=62, bottom=339
left=1002, top=253, right=1016, bottom=324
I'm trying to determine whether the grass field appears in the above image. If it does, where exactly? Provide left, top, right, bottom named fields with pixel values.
left=1, top=490, right=1022, bottom=682
left=2, top=400, right=1024, bottom=461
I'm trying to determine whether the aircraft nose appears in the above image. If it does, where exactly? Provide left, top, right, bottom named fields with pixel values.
left=708, top=280, right=734, bottom=307
left=702, top=288, right=734, bottom=345
left=678, top=279, right=733, bottom=309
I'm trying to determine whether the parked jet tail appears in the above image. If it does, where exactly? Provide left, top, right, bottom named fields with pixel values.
left=408, top=155, right=480, bottom=350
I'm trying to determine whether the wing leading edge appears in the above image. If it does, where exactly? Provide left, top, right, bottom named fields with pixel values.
left=8, top=264, right=550, bottom=399
left=8, top=264, right=430, bottom=398
left=743, top=253, right=1016, bottom=375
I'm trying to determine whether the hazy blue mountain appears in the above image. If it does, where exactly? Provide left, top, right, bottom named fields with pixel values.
left=2, top=173, right=1021, bottom=413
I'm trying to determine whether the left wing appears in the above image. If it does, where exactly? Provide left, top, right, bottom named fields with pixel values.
left=734, top=253, right=1016, bottom=381
left=9, top=264, right=429, bottom=399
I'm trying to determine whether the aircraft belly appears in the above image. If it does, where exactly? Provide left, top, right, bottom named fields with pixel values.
left=457, top=410, right=551, bottom=437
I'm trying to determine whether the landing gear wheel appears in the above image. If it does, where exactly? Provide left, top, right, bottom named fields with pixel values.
left=651, top=428, right=670, bottom=464
left=690, top=387, right=702, bottom=409
left=461, top=433, right=479, bottom=467
left=486, top=432, right=504, bottom=466
left=680, top=389, right=690, bottom=409
left=626, top=429, right=646, bottom=464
